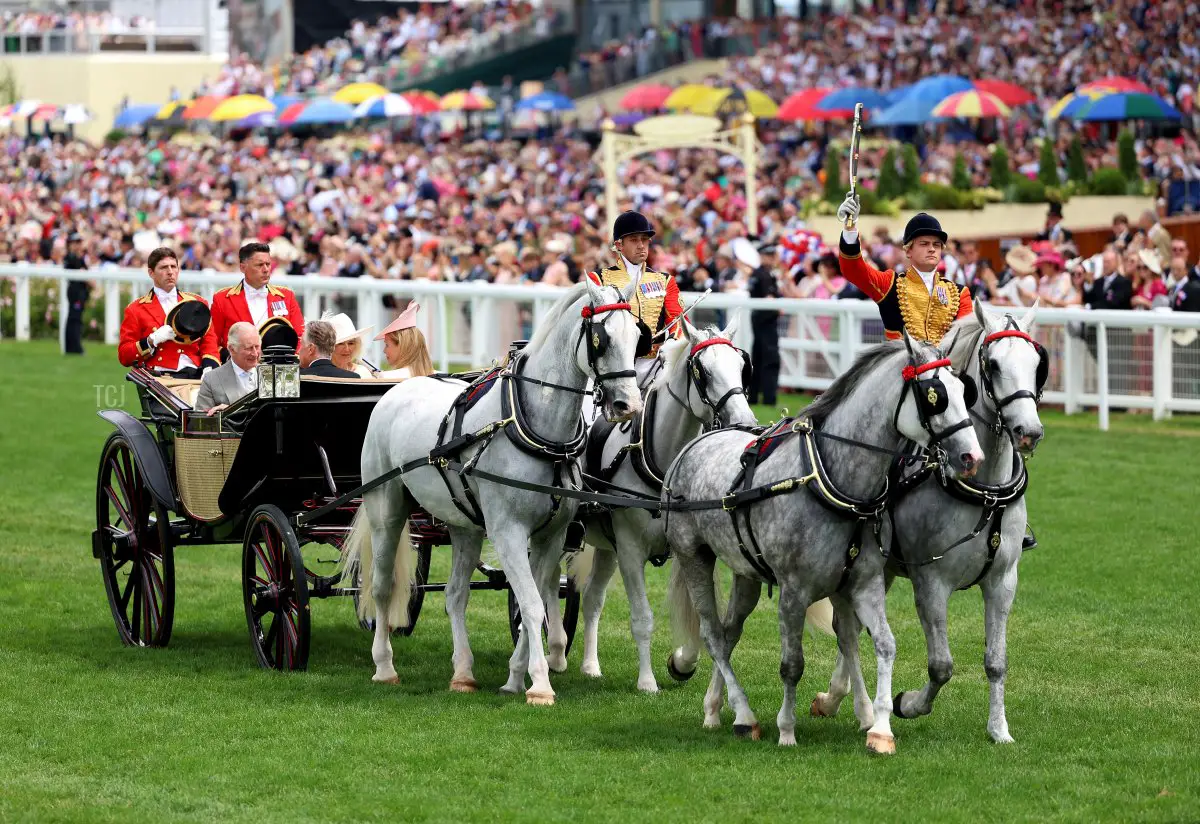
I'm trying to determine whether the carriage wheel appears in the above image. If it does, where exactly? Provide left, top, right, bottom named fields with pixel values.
left=95, top=433, right=175, bottom=648
left=507, top=572, right=580, bottom=655
left=242, top=505, right=310, bottom=671
left=353, top=541, right=432, bottom=637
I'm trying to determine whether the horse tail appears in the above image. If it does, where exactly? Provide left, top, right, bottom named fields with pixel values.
left=806, top=597, right=835, bottom=637
left=344, top=507, right=413, bottom=629
left=567, top=544, right=596, bottom=592
left=667, top=559, right=700, bottom=650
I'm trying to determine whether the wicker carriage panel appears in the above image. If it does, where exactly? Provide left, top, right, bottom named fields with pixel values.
left=174, top=436, right=240, bottom=522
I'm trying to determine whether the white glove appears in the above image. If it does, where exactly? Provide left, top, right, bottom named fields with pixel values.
left=836, top=191, right=860, bottom=227
left=149, top=324, right=176, bottom=347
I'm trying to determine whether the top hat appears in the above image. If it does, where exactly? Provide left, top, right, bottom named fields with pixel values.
left=166, top=300, right=212, bottom=346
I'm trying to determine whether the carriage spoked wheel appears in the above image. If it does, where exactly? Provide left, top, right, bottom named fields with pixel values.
left=352, top=541, right=432, bottom=637
left=95, top=433, right=175, bottom=648
left=507, top=572, right=580, bottom=655
left=242, top=505, right=310, bottom=671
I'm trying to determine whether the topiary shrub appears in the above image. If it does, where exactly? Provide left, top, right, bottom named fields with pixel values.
left=1090, top=167, right=1128, bottom=196
left=1038, top=138, right=1059, bottom=188
left=823, top=149, right=842, bottom=202
left=1009, top=177, right=1048, bottom=203
left=877, top=147, right=901, bottom=199
left=921, top=183, right=972, bottom=210
left=990, top=144, right=1011, bottom=189
left=901, top=144, right=922, bottom=193
left=1067, top=136, right=1088, bottom=183
left=952, top=152, right=972, bottom=191
left=1117, top=129, right=1138, bottom=180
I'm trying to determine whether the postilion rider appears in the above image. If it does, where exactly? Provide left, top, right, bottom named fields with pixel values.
left=118, top=246, right=219, bottom=378
left=837, top=192, right=1036, bottom=549
left=210, top=241, right=305, bottom=359
left=586, top=210, right=683, bottom=387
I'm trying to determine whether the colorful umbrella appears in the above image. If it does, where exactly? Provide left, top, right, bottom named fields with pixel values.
left=440, top=91, right=494, bottom=111
left=182, top=96, right=226, bottom=120
left=151, top=100, right=191, bottom=126
left=236, top=111, right=277, bottom=128
left=401, top=91, right=441, bottom=114
left=690, top=88, right=778, bottom=118
left=29, top=103, right=61, bottom=121
left=817, top=87, right=889, bottom=111
left=972, top=79, right=1036, bottom=106
left=874, top=94, right=947, bottom=126
left=777, top=88, right=842, bottom=121
left=618, top=84, right=673, bottom=110
left=609, top=113, right=647, bottom=127
left=1073, top=92, right=1183, bottom=122
left=931, top=90, right=1012, bottom=118
left=7, top=100, right=43, bottom=117
left=209, top=94, right=274, bottom=122
left=515, top=91, right=576, bottom=112
left=333, top=82, right=390, bottom=105
left=271, top=95, right=300, bottom=113
left=663, top=84, right=720, bottom=111
left=113, top=104, right=160, bottom=128
left=282, top=98, right=356, bottom=125
left=353, top=94, right=415, bottom=118
left=895, top=74, right=973, bottom=104
left=1047, top=90, right=1108, bottom=120
left=1078, top=76, right=1152, bottom=94
left=62, top=104, right=92, bottom=125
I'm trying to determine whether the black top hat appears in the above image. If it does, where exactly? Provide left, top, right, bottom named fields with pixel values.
left=902, top=212, right=948, bottom=246
left=166, top=300, right=212, bottom=346
left=612, top=210, right=656, bottom=241
left=1047, top=202, right=1064, bottom=218
left=258, top=316, right=298, bottom=351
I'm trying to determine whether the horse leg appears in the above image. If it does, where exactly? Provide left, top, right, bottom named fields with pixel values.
left=811, top=594, right=875, bottom=731
left=494, top=524, right=555, bottom=705
left=613, top=519, right=659, bottom=693
left=580, top=547, right=618, bottom=678
left=535, top=545, right=569, bottom=674
left=446, top=526, right=483, bottom=693
left=367, top=501, right=410, bottom=685
left=893, top=580, right=954, bottom=721
left=852, top=578, right=899, bottom=755
left=982, top=566, right=1019, bottom=744
left=703, top=573, right=762, bottom=728
left=679, top=551, right=760, bottom=739
left=776, top=583, right=813, bottom=747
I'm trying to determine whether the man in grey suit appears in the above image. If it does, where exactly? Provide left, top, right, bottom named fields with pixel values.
left=196, top=322, right=262, bottom=414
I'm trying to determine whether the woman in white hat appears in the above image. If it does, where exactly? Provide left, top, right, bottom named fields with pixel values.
left=323, top=312, right=376, bottom=377
left=374, top=302, right=434, bottom=379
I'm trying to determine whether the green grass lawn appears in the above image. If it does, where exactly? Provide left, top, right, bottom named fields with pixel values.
left=1, top=341, right=1197, bottom=823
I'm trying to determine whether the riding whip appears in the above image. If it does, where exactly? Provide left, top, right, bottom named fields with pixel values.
left=652, top=289, right=713, bottom=341
left=845, top=102, right=864, bottom=231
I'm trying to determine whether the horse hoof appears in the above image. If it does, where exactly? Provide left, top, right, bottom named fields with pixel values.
left=581, top=662, right=602, bottom=678
left=893, top=693, right=911, bottom=719
left=733, top=723, right=762, bottom=741
left=526, top=689, right=555, bottom=707
left=548, top=657, right=568, bottom=674
left=990, top=729, right=1015, bottom=745
left=866, top=732, right=896, bottom=755
left=666, top=652, right=696, bottom=683
left=703, top=715, right=721, bottom=729
left=372, top=674, right=400, bottom=685
left=637, top=679, right=660, bottom=694
left=810, top=693, right=836, bottom=717
left=497, top=685, right=521, bottom=696
left=449, top=677, right=478, bottom=693
left=778, top=730, right=797, bottom=747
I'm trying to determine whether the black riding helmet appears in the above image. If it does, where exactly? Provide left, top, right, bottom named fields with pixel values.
left=613, top=210, right=656, bottom=241
left=902, top=212, right=948, bottom=246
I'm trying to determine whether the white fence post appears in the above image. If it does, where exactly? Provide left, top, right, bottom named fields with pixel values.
left=15, top=275, right=30, bottom=341
left=104, top=280, right=121, bottom=345
left=1152, top=324, right=1172, bottom=421
left=1097, top=322, right=1110, bottom=432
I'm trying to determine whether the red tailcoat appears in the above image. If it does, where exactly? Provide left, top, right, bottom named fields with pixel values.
left=117, top=290, right=220, bottom=370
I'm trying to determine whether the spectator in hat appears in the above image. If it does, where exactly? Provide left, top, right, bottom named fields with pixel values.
left=993, top=245, right=1039, bottom=307
left=299, top=320, right=360, bottom=379
left=1131, top=250, right=1168, bottom=310
left=323, top=312, right=376, bottom=377
left=1034, top=251, right=1079, bottom=308
left=375, top=302, right=434, bottom=379
left=1036, top=203, right=1074, bottom=247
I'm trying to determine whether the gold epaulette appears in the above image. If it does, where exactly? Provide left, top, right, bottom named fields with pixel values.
left=138, top=290, right=155, bottom=304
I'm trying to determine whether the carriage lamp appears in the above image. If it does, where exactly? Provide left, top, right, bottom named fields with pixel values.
left=258, top=346, right=301, bottom=399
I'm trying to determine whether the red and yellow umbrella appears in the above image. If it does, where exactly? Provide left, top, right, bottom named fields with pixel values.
left=931, top=90, right=1012, bottom=118
left=972, top=79, right=1036, bottom=106
left=618, top=84, right=673, bottom=111
left=1079, top=76, right=1152, bottom=94
left=401, top=91, right=441, bottom=114
left=183, top=96, right=227, bottom=120
left=440, top=91, right=494, bottom=111
left=777, top=88, right=843, bottom=121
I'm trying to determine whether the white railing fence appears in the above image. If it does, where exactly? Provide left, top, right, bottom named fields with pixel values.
left=3, top=263, right=1200, bottom=431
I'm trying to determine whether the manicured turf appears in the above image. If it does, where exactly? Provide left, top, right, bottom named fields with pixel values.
left=1, top=341, right=1196, bottom=823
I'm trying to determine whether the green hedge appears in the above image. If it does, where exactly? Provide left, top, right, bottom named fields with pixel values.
left=0, top=277, right=131, bottom=342
left=1090, top=168, right=1128, bottom=196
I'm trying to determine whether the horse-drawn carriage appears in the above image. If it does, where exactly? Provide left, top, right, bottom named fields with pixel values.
left=92, top=359, right=579, bottom=671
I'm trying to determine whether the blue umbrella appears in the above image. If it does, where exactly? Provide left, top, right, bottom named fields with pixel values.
left=113, top=104, right=160, bottom=128
left=873, top=95, right=947, bottom=126
left=817, top=87, right=890, bottom=111
left=897, top=74, right=973, bottom=105
left=1074, top=92, right=1183, bottom=122
left=271, top=95, right=300, bottom=114
left=885, top=84, right=913, bottom=105
left=290, top=98, right=355, bottom=125
left=515, top=92, right=576, bottom=112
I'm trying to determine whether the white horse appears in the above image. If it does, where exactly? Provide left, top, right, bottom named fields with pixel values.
left=343, top=279, right=644, bottom=705
left=570, top=320, right=758, bottom=692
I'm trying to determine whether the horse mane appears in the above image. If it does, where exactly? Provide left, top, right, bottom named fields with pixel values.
left=802, top=339, right=933, bottom=423
left=525, top=282, right=589, bottom=353
left=943, top=313, right=985, bottom=373
left=652, top=336, right=690, bottom=392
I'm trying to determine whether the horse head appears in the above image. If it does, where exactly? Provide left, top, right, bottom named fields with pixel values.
left=581, top=275, right=644, bottom=422
left=972, top=299, right=1046, bottom=455
left=899, top=332, right=985, bottom=478
left=669, top=317, right=757, bottom=429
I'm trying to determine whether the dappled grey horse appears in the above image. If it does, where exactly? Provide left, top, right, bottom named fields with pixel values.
left=812, top=302, right=1045, bottom=744
left=663, top=336, right=984, bottom=754
left=343, top=278, right=644, bottom=706
left=569, top=319, right=758, bottom=692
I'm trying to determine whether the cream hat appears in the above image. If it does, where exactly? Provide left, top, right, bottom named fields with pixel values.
left=322, top=312, right=374, bottom=345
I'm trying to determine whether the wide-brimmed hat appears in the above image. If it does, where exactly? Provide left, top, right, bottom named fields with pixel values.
left=1138, top=248, right=1163, bottom=276
left=1005, top=245, right=1039, bottom=276
left=730, top=237, right=761, bottom=269
left=323, top=312, right=374, bottom=345
left=375, top=302, right=421, bottom=340
left=1035, top=250, right=1065, bottom=271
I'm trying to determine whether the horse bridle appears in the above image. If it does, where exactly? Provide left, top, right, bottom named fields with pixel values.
left=973, top=316, right=1048, bottom=439
left=579, top=301, right=638, bottom=402
left=666, top=337, right=751, bottom=427
left=896, top=356, right=974, bottom=446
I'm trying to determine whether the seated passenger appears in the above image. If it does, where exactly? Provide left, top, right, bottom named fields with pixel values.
left=375, top=302, right=434, bottom=378
left=324, top=312, right=376, bottom=377
left=196, top=322, right=262, bottom=415
left=299, top=320, right=361, bottom=378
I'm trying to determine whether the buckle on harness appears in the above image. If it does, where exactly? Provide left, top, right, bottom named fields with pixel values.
left=792, top=418, right=812, bottom=434
left=721, top=493, right=738, bottom=511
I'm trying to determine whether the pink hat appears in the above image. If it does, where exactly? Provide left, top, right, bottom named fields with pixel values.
left=375, top=302, right=421, bottom=340
left=1035, top=251, right=1065, bottom=270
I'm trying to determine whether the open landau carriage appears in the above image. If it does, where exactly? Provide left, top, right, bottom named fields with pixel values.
left=92, top=346, right=579, bottom=671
